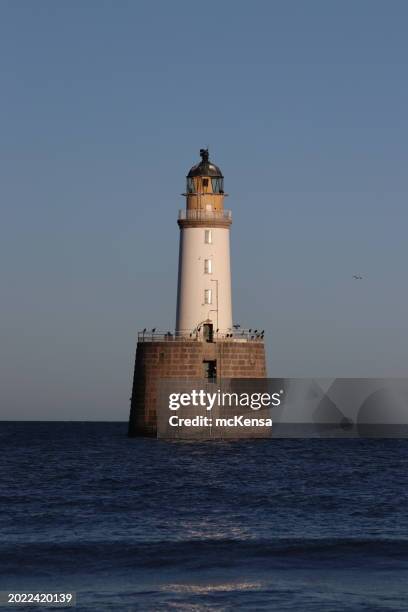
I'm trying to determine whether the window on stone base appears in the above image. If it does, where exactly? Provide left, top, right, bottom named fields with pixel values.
left=203, top=360, right=217, bottom=380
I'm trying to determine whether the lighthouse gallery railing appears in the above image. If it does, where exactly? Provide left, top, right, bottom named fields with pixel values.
left=178, top=209, right=232, bottom=221
left=137, top=329, right=264, bottom=343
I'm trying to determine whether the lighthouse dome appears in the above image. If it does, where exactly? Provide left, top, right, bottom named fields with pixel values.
left=187, top=148, right=223, bottom=178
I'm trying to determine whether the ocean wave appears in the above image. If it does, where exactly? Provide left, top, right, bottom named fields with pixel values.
left=2, top=537, right=408, bottom=575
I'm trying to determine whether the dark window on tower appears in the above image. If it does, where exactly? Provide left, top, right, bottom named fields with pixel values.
left=203, top=323, right=213, bottom=343
left=202, top=179, right=208, bottom=187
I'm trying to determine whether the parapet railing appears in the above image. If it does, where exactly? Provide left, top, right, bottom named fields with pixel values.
left=178, top=209, right=232, bottom=222
left=138, top=329, right=265, bottom=343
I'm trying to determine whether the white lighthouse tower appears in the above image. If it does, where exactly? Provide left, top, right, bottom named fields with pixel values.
left=176, top=149, right=233, bottom=338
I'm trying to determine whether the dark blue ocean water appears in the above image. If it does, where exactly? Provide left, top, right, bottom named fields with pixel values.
left=1, top=423, right=408, bottom=611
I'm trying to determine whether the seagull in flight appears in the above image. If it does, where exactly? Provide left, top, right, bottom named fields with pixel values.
left=353, top=274, right=363, bottom=280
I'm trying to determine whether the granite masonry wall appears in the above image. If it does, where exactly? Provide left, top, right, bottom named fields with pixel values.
left=128, top=340, right=267, bottom=436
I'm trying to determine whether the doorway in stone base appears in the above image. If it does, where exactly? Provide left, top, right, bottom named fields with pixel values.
left=203, top=323, right=214, bottom=343
left=203, top=360, right=217, bottom=381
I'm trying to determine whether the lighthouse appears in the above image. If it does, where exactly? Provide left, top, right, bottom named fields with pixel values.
left=128, top=149, right=267, bottom=437
left=176, top=148, right=232, bottom=336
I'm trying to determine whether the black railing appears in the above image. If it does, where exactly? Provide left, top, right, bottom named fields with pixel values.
left=138, top=329, right=265, bottom=343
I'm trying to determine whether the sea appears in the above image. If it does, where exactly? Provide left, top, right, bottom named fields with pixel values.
left=1, top=422, right=408, bottom=611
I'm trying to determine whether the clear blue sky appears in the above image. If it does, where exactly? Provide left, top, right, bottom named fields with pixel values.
left=1, top=1, right=408, bottom=420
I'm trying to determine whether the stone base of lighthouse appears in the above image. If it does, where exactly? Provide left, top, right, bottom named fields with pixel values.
left=128, top=340, right=267, bottom=437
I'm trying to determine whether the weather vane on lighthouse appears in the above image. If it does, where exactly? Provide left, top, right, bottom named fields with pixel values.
left=128, top=149, right=267, bottom=437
